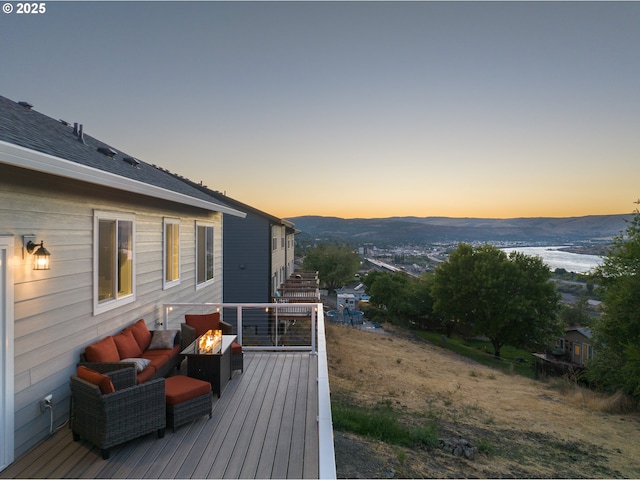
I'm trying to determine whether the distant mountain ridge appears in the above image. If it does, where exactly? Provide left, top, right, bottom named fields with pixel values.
left=287, top=214, right=632, bottom=245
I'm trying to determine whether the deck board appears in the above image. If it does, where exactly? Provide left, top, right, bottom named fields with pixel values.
left=0, top=352, right=319, bottom=479
left=207, top=353, right=267, bottom=479
left=223, top=355, right=277, bottom=478
left=304, top=354, right=320, bottom=479
left=238, top=355, right=287, bottom=479
left=255, top=354, right=294, bottom=479
left=274, top=355, right=303, bottom=478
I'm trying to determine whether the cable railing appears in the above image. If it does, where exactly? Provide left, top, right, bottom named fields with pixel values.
left=161, top=302, right=320, bottom=352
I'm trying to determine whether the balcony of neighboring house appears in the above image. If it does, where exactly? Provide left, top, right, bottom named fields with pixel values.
left=270, top=272, right=321, bottom=339
left=0, top=303, right=335, bottom=480
left=532, top=327, right=594, bottom=378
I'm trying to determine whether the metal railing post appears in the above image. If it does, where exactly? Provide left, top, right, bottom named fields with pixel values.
left=275, top=305, right=279, bottom=347
left=237, top=305, right=243, bottom=345
left=311, top=306, right=317, bottom=355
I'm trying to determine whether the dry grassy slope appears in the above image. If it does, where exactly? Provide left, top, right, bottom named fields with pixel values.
left=326, top=323, right=640, bottom=478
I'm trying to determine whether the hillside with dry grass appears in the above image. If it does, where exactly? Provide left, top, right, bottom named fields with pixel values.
left=326, top=322, right=640, bottom=478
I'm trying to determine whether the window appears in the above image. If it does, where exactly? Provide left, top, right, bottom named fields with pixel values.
left=94, top=211, right=135, bottom=314
left=164, top=218, right=180, bottom=289
left=196, top=223, right=214, bottom=286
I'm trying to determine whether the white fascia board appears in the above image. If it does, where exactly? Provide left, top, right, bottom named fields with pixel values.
left=0, top=140, right=246, bottom=218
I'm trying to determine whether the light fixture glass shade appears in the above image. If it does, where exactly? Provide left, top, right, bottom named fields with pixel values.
left=27, top=241, right=51, bottom=270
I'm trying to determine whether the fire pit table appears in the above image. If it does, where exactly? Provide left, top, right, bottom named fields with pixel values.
left=181, top=333, right=236, bottom=397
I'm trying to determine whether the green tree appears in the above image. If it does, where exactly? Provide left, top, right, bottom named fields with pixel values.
left=559, top=298, right=591, bottom=327
left=302, top=244, right=360, bottom=292
left=430, top=243, right=479, bottom=337
left=432, top=243, right=562, bottom=357
left=585, top=204, right=640, bottom=399
left=407, top=273, right=439, bottom=328
left=363, top=271, right=411, bottom=320
left=362, top=271, right=438, bottom=326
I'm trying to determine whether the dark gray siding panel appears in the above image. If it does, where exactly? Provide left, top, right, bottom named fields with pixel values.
left=222, top=213, right=270, bottom=304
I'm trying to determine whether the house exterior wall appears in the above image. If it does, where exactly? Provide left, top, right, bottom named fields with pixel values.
left=286, top=229, right=296, bottom=278
left=1, top=164, right=223, bottom=457
left=271, top=224, right=287, bottom=296
left=222, top=213, right=270, bottom=303
left=562, top=330, right=593, bottom=366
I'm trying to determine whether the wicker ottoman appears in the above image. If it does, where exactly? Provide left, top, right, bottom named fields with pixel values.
left=165, top=376, right=213, bottom=432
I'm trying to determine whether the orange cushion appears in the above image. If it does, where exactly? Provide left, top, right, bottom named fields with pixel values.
left=141, top=349, right=172, bottom=360
left=165, top=376, right=211, bottom=405
left=113, top=329, right=142, bottom=359
left=135, top=365, right=157, bottom=384
left=128, top=319, right=152, bottom=351
left=84, top=336, right=120, bottom=363
left=185, top=312, right=220, bottom=337
left=232, top=341, right=242, bottom=354
left=77, top=366, right=115, bottom=394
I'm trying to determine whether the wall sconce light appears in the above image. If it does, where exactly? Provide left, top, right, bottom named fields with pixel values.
left=23, top=236, right=51, bottom=270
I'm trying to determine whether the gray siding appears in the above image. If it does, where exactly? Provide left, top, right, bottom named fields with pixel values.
left=222, top=214, right=270, bottom=303
left=1, top=164, right=224, bottom=457
left=271, top=224, right=287, bottom=294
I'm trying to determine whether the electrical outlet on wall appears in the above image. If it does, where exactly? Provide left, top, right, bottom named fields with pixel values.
left=40, top=394, right=53, bottom=413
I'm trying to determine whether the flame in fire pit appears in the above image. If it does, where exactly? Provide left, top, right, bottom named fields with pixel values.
left=198, top=329, right=222, bottom=354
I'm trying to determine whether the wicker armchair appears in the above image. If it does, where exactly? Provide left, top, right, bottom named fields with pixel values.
left=70, top=367, right=166, bottom=459
left=180, top=317, right=233, bottom=351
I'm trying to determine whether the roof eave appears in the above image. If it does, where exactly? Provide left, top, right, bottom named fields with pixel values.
left=0, top=140, right=246, bottom=218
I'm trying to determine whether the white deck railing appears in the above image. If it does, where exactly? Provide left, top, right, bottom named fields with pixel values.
left=161, top=302, right=321, bottom=352
left=160, top=302, right=336, bottom=479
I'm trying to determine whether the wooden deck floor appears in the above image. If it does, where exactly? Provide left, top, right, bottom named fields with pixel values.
left=0, top=352, right=320, bottom=479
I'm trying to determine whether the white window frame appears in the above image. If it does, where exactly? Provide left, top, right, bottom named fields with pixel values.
left=163, top=217, right=181, bottom=290
left=1, top=235, right=15, bottom=471
left=93, top=210, right=136, bottom=315
left=195, top=221, right=215, bottom=289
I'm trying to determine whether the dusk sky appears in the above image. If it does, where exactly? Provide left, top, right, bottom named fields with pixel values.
left=2, top=1, right=639, bottom=219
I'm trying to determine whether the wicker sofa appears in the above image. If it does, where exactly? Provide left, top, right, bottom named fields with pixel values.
left=70, top=366, right=166, bottom=459
left=79, top=319, right=182, bottom=384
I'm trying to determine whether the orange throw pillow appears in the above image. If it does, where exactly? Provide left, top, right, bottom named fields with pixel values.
left=128, top=319, right=152, bottom=351
left=114, top=329, right=142, bottom=359
left=77, top=366, right=115, bottom=394
left=84, top=336, right=120, bottom=363
left=185, top=312, right=220, bottom=337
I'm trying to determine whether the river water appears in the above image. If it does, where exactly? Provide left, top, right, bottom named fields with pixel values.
left=501, top=246, right=603, bottom=274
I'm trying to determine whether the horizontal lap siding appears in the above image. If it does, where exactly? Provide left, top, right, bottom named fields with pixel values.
left=271, top=225, right=287, bottom=283
left=1, top=165, right=224, bottom=457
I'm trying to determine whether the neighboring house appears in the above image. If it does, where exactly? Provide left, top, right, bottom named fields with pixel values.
left=176, top=182, right=296, bottom=302
left=557, top=327, right=594, bottom=366
left=534, top=326, right=594, bottom=377
left=336, top=283, right=370, bottom=310
left=0, top=96, right=246, bottom=469
left=168, top=180, right=297, bottom=335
